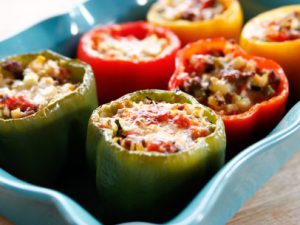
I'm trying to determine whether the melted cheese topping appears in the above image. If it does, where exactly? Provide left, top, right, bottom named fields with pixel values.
left=180, top=50, right=279, bottom=115
left=94, top=33, right=168, bottom=60
left=156, top=0, right=225, bottom=21
left=253, top=11, right=300, bottom=42
left=0, top=55, right=79, bottom=119
left=97, top=99, right=215, bottom=153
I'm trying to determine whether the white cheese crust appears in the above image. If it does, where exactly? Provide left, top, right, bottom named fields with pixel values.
left=94, top=33, right=168, bottom=60
left=97, top=100, right=215, bottom=153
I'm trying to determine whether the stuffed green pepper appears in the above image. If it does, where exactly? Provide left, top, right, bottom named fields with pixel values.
left=0, top=50, right=97, bottom=184
left=86, top=90, right=226, bottom=220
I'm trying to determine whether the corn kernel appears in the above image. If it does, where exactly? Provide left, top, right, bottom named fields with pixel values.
left=210, top=77, right=232, bottom=95
left=11, top=108, right=23, bottom=119
left=231, top=56, right=246, bottom=69
left=236, top=97, right=251, bottom=112
left=28, top=55, right=46, bottom=72
left=251, top=73, right=269, bottom=88
left=23, top=72, right=39, bottom=87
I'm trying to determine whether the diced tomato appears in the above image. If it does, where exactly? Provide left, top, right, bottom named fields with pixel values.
left=5, top=96, right=37, bottom=112
left=174, top=114, right=191, bottom=129
left=123, top=130, right=139, bottom=136
left=191, top=127, right=209, bottom=140
left=98, top=124, right=109, bottom=129
left=266, top=32, right=291, bottom=42
left=147, top=141, right=177, bottom=153
left=157, top=112, right=170, bottom=122
left=200, top=0, right=215, bottom=9
left=147, top=141, right=161, bottom=152
left=124, top=139, right=132, bottom=149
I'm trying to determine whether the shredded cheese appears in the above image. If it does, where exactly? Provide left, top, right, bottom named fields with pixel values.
left=97, top=99, right=215, bottom=153
left=94, top=33, right=168, bottom=60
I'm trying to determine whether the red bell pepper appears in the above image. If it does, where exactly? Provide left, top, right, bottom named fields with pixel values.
left=169, top=38, right=289, bottom=146
left=77, top=21, right=181, bottom=103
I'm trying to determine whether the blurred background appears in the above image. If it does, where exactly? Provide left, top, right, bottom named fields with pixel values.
left=0, top=0, right=85, bottom=41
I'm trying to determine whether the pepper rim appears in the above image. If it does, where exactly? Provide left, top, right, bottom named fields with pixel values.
left=90, top=89, right=226, bottom=158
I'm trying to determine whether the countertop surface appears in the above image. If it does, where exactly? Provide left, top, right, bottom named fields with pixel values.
left=228, top=150, right=300, bottom=225
left=0, top=1, right=299, bottom=225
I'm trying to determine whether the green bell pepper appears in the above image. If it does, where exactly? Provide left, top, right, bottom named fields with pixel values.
left=0, top=50, right=98, bottom=184
left=86, top=90, right=226, bottom=221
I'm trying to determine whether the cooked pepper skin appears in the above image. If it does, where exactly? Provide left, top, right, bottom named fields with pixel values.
left=86, top=90, right=226, bottom=221
left=240, top=5, right=300, bottom=100
left=77, top=21, right=181, bottom=104
left=147, top=0, right=243, bottom=44
left=0, top=50, right=98, bottom=184
left=169, top=38, right=289, bottom=147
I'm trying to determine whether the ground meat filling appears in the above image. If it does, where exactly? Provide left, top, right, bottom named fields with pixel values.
left=179, top=50, right=280, bottom=115
left=156, top=0, right=225, bottom=21
left=0, top=55, right=79, bottom=119
left=93, top=33, right=168, bottom=60
left=256, top=11, right=300, bottom=42
left=97, top=98, right=215, bottom=153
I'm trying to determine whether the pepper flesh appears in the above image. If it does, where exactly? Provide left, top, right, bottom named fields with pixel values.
left=0, top=50, right=98, bottom=184
left=86, top=90, right=226, bottom=221
left=77, top=21, right=181, bottom=103
left=147, top=0, right=243, bottom=44
left=240, top=5, right=300, bottom=100
left=169, top=38, right=289, bottom=147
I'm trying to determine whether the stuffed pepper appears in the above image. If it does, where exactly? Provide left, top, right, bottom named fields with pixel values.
left=169, top=38, right=289, bottom=146
left=86, top=89, right=226, bottom=220
left=77, top=21, right=181, bottom=103
left=240, top=5, right=300, bottom=100
left=0, top=50, right=97, bottom=184
left=147, top=0, right=243, bottom=44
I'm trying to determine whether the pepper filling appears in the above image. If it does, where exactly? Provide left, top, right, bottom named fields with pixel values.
left=0, top=55, right=79, bottom=119
left=156, top=0, right=225, bottom=21
left=93, top=32, right=168, bottom=60
left=255, top=11, right=300, bottom=42
left=179, top=49, right=280, bottom=115
left=97, top=98, right=215, bottom=153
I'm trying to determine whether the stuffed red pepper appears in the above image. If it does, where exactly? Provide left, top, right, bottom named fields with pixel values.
left=169, top=38, right=289, bottom=146
left=77, top=21, right=181, bottom=103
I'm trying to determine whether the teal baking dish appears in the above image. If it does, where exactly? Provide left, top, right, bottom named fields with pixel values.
left=0, top=0, right=300, bottom=224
